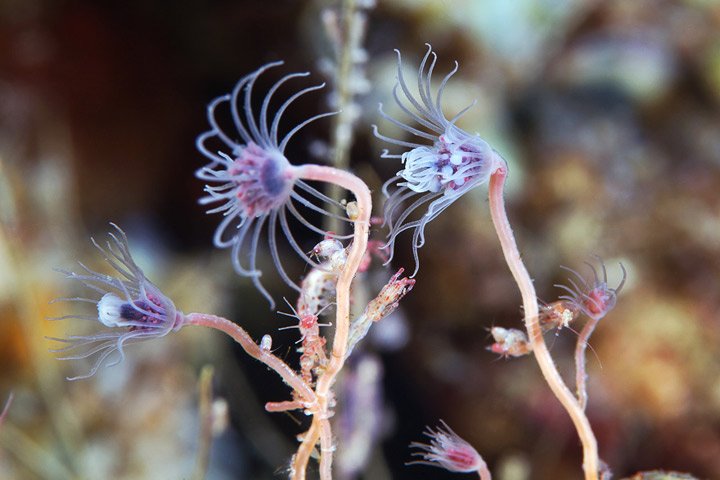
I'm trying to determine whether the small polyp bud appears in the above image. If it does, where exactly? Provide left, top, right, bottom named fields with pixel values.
left=489, top=327, right=532, bottom=358
left=260, top=334, right=273, bottom=351
left=346, top=269, right=415, bottom=359
left=366, top=269, right=415, bottom=322
left=345, top=201, right=359, bottom=220
left=555, top=259, right=627, bottom=320
left=409, top=421, right=487, bottom=474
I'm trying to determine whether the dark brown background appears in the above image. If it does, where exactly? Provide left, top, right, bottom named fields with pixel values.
left=1, top=1, right=719, bottom=479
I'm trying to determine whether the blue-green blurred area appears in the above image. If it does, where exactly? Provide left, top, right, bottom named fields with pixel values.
left=1, top=0, right=720, bottom=479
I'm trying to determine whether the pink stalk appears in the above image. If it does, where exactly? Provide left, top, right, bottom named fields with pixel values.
left=318, top=416, right=335, bottom=478
left=488, top=166, right=599, bottom=480
left=189, top=164, right=371, bottom=479
left=184, top=313, right=316, bottom=404
left=575, top=315, right=601, bottom=410
left=265, top=400, right=304, bottom=413
left=292, top=419, right=320, bottom=480
left=293, top=164, right=372, bottom=480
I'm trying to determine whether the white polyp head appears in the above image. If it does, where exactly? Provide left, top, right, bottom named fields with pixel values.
left=260, top=334, right=273, bottom=350
left=401, top=147, right=444, bottom=193
left=399, top=127, right=498, bottom=197
left=97, top=292, right=125, bottom=327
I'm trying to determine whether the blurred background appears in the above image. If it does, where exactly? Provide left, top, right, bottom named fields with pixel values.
left=1, top=0, right=720, bottom=479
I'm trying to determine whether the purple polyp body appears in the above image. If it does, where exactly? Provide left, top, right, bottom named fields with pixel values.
left=119, top=296, right=170, bottom=331
left=51, top=225, right=181, bottom=380
left=196, top=61, right=352, bottom=308
left=119, top=303, right=148, bottom=323
left=230, top=142, right=293, bottom=218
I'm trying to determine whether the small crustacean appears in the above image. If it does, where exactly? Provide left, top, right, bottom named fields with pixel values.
left=278, top=299, right=332, bottom=385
